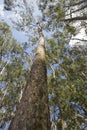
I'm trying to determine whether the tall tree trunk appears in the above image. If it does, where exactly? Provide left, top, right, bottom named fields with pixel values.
left=61, top=119, right=66, bottom=130
left=9, top=25, right=51, bottom=130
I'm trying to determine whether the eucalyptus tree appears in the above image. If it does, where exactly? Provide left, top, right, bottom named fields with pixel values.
left=1, top=0, right=87, bottom=129
left=8, top=23, right=51, bottom=130
left=0, top=22, right=29, bottom=126
left=38, top=0, right=87, bottom=129
left=2, top=1, right=51, bottom=130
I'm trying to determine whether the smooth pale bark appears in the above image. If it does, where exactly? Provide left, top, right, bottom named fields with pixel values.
left=9, top=28, right=50, bottom=130
left=61, top=119, right=66, bottom=130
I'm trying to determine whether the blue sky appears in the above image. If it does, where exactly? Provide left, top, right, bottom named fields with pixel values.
left=0, top=0, right=43, bottom=43
left=0, top=0, right=29, bottom=43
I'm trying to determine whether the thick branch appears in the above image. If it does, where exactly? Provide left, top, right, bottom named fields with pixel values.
left=71, top=38, right=87, bottom=42
left=71, top=4, right=87, bottom=14
left=62, top=16, right=87, bottom=22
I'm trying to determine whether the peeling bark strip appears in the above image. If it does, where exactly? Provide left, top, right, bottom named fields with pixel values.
left=9, top=25, right=50, bottom=130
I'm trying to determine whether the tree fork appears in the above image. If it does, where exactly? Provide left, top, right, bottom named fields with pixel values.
left=9, top=23, right=51, bottom=130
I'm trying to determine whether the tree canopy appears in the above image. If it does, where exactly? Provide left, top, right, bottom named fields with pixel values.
left=0, top=0, right=87, bottom=129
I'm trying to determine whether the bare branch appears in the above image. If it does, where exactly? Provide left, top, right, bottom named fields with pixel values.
left=65, top=4, right=87, bottom=17
left=62, top=16, right=87, bottom=22
left=70, top=4, right=87, bottom=14
left=65, top=0, right=87, bottom=7
left=72, top=38, right=87, bottom=42
left=0, top=62, right=8, bottom=75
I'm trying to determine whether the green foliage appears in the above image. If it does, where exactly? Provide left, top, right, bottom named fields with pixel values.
left=39, top=0, right=87, bottom=129
left=0, top=0, right=87, bottom=129
left=0, top=22, right=30, bottom=124
left=48, top=45, right=87, bottom=129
